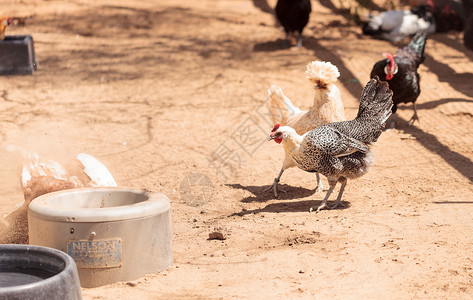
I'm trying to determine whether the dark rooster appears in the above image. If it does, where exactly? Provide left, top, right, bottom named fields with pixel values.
left=275, top=0, right=311, bottom=48
left=370, top=31, right=427, bottom=127
left=268, top=77, right=393, bottom=212
left=464, top=0, right=473, bottom=50
left=466, top=16, right=473, bottom=51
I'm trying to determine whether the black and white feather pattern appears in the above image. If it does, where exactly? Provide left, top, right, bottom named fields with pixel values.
left=293, top=77, right=393, bottom=177
left=362, top=4, right=435, bottom=42
left=270, top=77, right=393, bottom=211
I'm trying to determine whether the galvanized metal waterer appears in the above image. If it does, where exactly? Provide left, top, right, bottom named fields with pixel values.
left=28, top=187, right=172, bottom=288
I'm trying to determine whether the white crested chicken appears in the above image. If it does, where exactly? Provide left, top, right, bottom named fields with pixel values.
left=1, top=147, right=117, bottom=244
left=0, top=16, right=13, bottom=41
left=268, top=77, right=393, bottom=212
left=266, top=61, right=346, bottom=197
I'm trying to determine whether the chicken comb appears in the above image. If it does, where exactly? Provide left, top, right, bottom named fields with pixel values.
left=426, top=0, right=435, bottom=10
left=382, top=52, right=396, bottom=64
left=2, top=16, right=12, bottom=26
left=271, top=124, right=281, bottom=132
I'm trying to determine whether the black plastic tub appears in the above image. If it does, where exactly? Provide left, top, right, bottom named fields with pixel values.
left=0, top=244, right=82, bottom=300
left=0, top=35, right=37, bottom=75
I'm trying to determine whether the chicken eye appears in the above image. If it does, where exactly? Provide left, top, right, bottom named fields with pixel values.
left=393, top=64, right=399, bottom=75
left=384, top=65, right=390, bottom=75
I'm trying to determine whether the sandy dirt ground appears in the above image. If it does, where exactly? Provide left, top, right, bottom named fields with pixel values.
left=1, top=0, right=473, bottom=298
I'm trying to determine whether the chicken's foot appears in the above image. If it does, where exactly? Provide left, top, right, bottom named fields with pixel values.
left=264, top=168, right=286, bottom=197
left=309, top=183, right=336, bottom=213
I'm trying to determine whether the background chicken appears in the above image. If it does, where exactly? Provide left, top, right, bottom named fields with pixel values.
left=19, top=151, right=117, bottom=203
left=370, top=31, right=427, bottom=127
left=268, top=77, right=393, bottom=212
left=266, top=61, right=346, bottom=196
left=464, top=0, right=473, bottom=50
left=275, top=0, right=311, bottom=47
left=1, top=147, right=118, bottom=244
left=362, top=4, right=434, bottom=42
left=0, top=16, right=13, bottom=41
left=430, top=0, right=464, bottom=33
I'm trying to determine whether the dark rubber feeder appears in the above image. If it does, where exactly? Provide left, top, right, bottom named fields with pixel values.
left=0, top=35, right=38, bottom=75
left=0, top=244, right=82, bottom=300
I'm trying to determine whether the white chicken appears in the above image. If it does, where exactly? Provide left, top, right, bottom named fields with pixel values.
left=362, top=4, right=435, bottom=42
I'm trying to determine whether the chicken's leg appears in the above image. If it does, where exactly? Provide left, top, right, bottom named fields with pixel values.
left=264, top=168, right=286, bottom=197
left=283, top=32, right=290, bottom=48
left=296, top=31, right=303, bottom=48
left=389, top=112, right=397, bottom=129
left=309, top=181, right=336, bottom=213
left=315, top=173, right=325, bottom=193
left=408, top=102, right=420, bottom=126
left=330, top=178, right=347, bottom=209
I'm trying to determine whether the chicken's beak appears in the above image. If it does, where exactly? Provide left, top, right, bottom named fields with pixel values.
left=268, top=134, right=275, bottom=141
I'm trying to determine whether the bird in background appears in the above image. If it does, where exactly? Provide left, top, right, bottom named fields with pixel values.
left=425, top=0, right=464, bottom=33
left=275, top=0, right=311, bottom=47
left=464, top=0, right=473, bottom=50
left=361, top=3, right=435, bottom=42
left=1, top=146, right=118, bottom=244
left=268, top=77, right=393, bottom=212
left=370, top=31, right=427, bottom=128
left=0, top=16, right=13, bottom=41
left=7, top=146, right=117, bottom=203
left=265, top=61, right=346, bottom=197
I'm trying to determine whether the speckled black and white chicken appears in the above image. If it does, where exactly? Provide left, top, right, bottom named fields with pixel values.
left=265, top=61, right=346, bottom=197
left=268, top=77, right=393, bottom=212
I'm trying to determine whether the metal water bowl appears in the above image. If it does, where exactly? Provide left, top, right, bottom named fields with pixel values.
left=0, top=244, right=82, bottom=299
left=28, top=188, right=172, bottom=288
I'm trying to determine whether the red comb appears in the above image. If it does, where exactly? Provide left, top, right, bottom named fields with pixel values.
left=271, top=124, right=280, bottom=132
left=383, top=52, right=395, bottom=63
left=442, top=3, right=451, bottom=14
left=426, top=0, right=435, bottom=10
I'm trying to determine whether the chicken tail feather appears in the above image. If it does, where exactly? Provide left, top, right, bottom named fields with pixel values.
left=267, top=85, right=301, bottom=125
left=356, top=76, right=394, bottom=129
